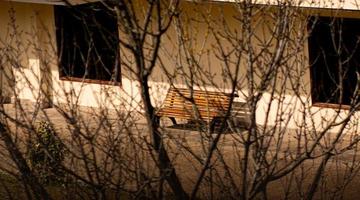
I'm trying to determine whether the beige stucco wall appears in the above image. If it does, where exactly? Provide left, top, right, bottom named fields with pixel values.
left=216, top=0, right=360, bottom=10
left=0, top=2, right=43, bottom=103
left=0, top=1, right=359, bottom=133
left=0, top=1, right=143, bottom=111
left=5, top=0, right=360, bottom=10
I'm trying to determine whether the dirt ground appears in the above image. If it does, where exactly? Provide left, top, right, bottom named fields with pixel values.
left=1, top=102, right=360, bottom=199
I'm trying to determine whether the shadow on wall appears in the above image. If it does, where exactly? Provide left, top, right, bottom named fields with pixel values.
left=0, top=2, right=55, bottom=107
left=0, top=48, right=15, bottom=104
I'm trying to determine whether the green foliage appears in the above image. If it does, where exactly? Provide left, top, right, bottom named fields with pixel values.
left=28, top=121, right=66, bottom=185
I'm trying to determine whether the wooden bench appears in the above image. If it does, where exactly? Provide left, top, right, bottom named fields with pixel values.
left=156, top=87, right=237, bottom=129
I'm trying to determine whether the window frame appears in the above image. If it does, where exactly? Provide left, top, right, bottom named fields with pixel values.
left=308, top=16, right=360, bottom=108
left=54, top=3, right=121, bottom=86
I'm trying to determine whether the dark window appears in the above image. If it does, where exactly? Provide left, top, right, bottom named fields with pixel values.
left=309, top=17, right=360, bottom=105
left=55, top=2, right=120, bottom=84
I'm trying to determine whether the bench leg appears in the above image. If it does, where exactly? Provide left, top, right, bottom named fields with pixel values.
left=169, top=117, right=177, bottom=125
left=210, top=117, right=230, bottom=133
left=210, top=119, right=218, bottom=133
left=154, top=115, right=160, bottom=128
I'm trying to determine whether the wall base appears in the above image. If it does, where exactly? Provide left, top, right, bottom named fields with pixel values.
left=0, top=96, right=11, bottom=104
left=10, top=97, right=52, bottom=109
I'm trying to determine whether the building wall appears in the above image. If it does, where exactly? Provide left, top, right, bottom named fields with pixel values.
left=0, top=1, right=142, bottom=111
left=216, top=0, right=360, bottom=11
left=0, top=2, right=43, bottom=103
left=0, top=1, right=359, bottom=133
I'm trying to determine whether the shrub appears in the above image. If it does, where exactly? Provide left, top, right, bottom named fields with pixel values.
left=28, top=121, right=65, bottom=185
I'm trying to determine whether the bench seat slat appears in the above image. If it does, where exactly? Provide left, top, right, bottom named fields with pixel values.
left=163, top=99, right=230, bottom=103
left=157, top=108, right=222, bottom=117
left=172, top=89, right=234, bottom=96
left=161, top=103, right=229, bottom=110
left=156, top=87, right=234, bottom=124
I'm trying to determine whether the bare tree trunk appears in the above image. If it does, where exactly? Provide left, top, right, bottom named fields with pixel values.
left=139, top=76, right=189, bottom=200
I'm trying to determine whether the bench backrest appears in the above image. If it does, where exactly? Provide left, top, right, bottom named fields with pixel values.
left=158, top=87, right=233, bottom=121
